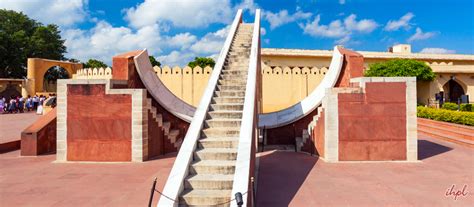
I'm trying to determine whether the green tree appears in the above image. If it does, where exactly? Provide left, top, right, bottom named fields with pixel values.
left=187, top=57, right=216, bottom=68
left=364, top=59, right=435, bottom=81
left=149, top=55, right=161, bottom=67
left=83, top=59, right=108, bottom=68
left=0, top=9, right=66, bottom=78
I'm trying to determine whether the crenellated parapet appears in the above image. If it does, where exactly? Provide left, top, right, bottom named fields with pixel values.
left=71, top=64, right=332, bottom=113
left=72, top=67, right=113, bottom=79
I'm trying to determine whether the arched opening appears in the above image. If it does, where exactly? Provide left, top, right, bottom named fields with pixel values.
left=442, top=79, right=465, bottom=103
left=43, top=66, right=70, bottom=92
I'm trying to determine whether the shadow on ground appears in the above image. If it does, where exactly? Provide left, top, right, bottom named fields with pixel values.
left=418, top=139, right=452, bottom=160
left=256, top=151, right=317, bottom=207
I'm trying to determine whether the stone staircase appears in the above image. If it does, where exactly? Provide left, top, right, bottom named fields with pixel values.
left=147, top=99, right=182, bottom=153
left=178, top=23, right=253, bottom=206
left=418, top=118, right=474, bottom=148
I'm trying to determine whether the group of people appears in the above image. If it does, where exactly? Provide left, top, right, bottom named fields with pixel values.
left=0, top=94, right=53, bottom=114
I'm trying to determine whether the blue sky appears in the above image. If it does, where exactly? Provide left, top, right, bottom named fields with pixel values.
left=1, top=0, right=472, bottom=66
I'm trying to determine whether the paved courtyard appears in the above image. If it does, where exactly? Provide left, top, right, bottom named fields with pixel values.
left=0, top=151, right=175, bottom=206
left=1, top=112, right=473, bottom=207
left=256, top=135, right=474, bottom=206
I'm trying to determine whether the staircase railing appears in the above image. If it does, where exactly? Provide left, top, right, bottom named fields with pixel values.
left=231, top=9, right=261, bottom=207
left=157, top=9, right=243, bottom=207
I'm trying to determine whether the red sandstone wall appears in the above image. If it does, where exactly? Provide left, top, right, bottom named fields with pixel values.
left=338, top=82, right=407, bottom=161
left=66, top=84, right=132, bottom=161
left=335, top=48, right=364, bottom=87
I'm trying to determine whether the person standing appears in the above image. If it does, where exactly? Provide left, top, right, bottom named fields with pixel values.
left=8, top=96, right=16, bottom=113
left=18, top=96, right=24, bottom=113
left=0, top=96, right=4, bottom=113
left=33, top=95, right=39, bottom=110
left=37, top=95, right=45, bottom=115
left=25, top=95, right=31, bottom=111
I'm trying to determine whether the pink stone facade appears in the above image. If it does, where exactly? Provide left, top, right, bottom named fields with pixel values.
left=337, top=82, right=407, bottom=161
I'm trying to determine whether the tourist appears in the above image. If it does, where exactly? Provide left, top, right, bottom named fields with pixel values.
left=8, top=96, right=16, bottom=113
left=18, top=96, right=24, bottom=113
left=32, top=95, right=39, bottom=110
left=25, top=95, right=32, bottom=111
left=37, top=95, right=45, bottom=115
left=0, top=96, right=4, bottom=113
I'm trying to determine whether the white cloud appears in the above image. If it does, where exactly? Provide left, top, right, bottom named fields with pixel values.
left=299, top=14, right=378, bottom=44
left=408, top=27, right=436, bottom=42
left=190, top=26, right=229, bottom=54
left=299, top=15, right=347, bottom=38
left=156, top=50, right=195, bottom=67
left=420, top=48, right=456, bottom=54
left=384, top=12, right=414, bottom=31
left=260, top=27, right=267, bottom=36
left=124, top=0, right=233, bottom=29
left=0, top=0, right=88, bottom=27
left=344, top=14, right=378, bottom=33
left=63, top=21, right=165, bottom=64
left=263, top=8, right=312, bottom=29
left=167, top=33, right=197, bottom=50
left=339, top=0, right=346, bottom=5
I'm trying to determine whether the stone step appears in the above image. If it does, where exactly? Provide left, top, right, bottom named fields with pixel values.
left=236, top=29, right=252, bottom=33
left=222, top=67, right=248, bottom=71
left=224, top=58, right=249, bottom=63
left=210, top=103, right=244, bottom=111
left=418, top=122, right=474, bottom=141
left=228, top=51, right=250, bottom=56
left=220, top=74, right=247, bottom=80
left=233, top=37, right=252, bottom=42
left=217, top=85, right=246, bottom=91
left=233, top=40, right=251, bottom=44
left=189, top=160, right=236, bottom=175
left=205, top=119, right=242, bottom=128
left=224, top=60, right=249, bottom=66
left=418, top=118, right=474, bottom=135
left=230, top=44, right=251, bottom=48
left=169, top=130, right=182, bottom=148
left=229, top=47, right=251, bottom=52
left=222, top=69, right=248, bottom=75
left=197, top=137, right=239, bottom=148
left=227, top=54, right=250, bottom=59
left=418, top=128, right=474, bottom=148
left=230, top=45, right=250, bottom=50
left=223, top=65, right=249, bottom=71
left=218, top=81, right=246, bottom=85
left=214, top=90, right=246, bottom=97
left=208, top=111, right=243, bottom=119
left=202, top=128, right=241, bottom=138
left=184, top=174, right=234, bottom=190
left=179, top=189, right=232, bottom=206
left=163, top=121, right=170, bottom=135
left=194, top=148, right=238, bottom=160
left=212, top=97, right=245, bottom=104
